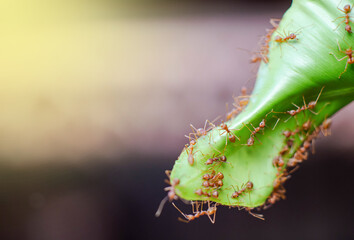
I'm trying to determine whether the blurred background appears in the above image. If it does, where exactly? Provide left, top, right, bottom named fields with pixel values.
left=0, top=0, right=354, bottom=239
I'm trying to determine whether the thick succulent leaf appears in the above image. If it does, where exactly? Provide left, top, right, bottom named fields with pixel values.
left=170, top=0, right=354, bottom=209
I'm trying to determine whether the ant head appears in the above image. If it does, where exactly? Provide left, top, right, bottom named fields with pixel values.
left=308, top=101, right=316, bottom=109
left=289, top=33, right=296, bottom=39
left=190, top=140, right=196, bottom=145
left=197, top=128, right=206, bottom=135
left=250, top=56, right=260, bottom=63
left=344, top=4, right=351, bottom=13
left=259, top=119, right=266, bottom=128
left=282, top=130, right=292, bottom=138
left=348, top=57, right=354, bottom=64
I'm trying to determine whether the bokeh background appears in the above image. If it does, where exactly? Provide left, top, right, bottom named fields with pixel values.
left=1, top=0, right=354, bottom=239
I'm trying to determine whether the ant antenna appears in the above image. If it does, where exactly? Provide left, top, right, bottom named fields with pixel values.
left=155, top=196, right=169, bottom=217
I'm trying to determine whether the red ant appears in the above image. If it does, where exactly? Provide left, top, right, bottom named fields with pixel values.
left=329, top=39, right=354, bottom=78
left=263, top=173, right=288, bottom=208
left=256, top=18, right=280, bottom=64
left=219, top=122, right=240, bottom=144
left=282, top=129, right=299, bottom=138
left=274, top=33, right=298, bottom=43
left=185, top=140, right=197, bottom=165
left=302, top=120, right=312, bottom=131
left=273, top=156, right=284, bottom=168
left=205, top=155, right=227, bottom=165
left=186, top=117, right=219, bottom=141
left=233, top=94, right=250, bottom=109
left=242, top=119, right=266, bottom=146
left=226, top=90, right=250, bottom=120
left=333, top=2, right=353, bottom=33
left=286, top=86, right=325, bottom=117
left=238, top=48, right=267, bottom=64
left=155, top=171, right=180, bottom=217
left=274, top=31, right=299, bottom=55
left=231, top=181, right=254, bottom=198
left=245, top=207, right=265, bottom=220
left=242, top=19, right=280, bottom=65
left=321, top=118, right=332, bottom=136
left=279, top=145, right=289, bottom=155
left=200, top=170, right=224, bottom=189
left=172, top=201, right=217, bottom=224
left=226, top=104, right=242, bottom=121
left=195, top=189, right=211, bottom=197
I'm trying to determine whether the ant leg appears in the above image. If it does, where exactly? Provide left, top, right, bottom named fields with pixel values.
left=339, top=61, right=349, bottom=78
left=250, top=123, right=257, bottom=132
left=329, top=52, right=347, bottom=61
left=190, top=124, right=198, bottom=136
left=332, top=16, right=345, bottom=22
left=334, top=20, right=345, bottom=31
left=248, top=209, right=265, bottom=220
left=337, top=39, right=343, bottom=52
left=242, top=122, right=254, bottom=135
left=284, top=114, right=294, bottom=122
left=177, top=217, right=190, bottom=223
left=311, top=138, right=316, bottom=154
left=205, top=201, right=214, bottom=224
left=279, top=43, right=283, bottom=58
left=308, top=102, right=330, bottom=115
left=336, top=0, right=345, bottom=13
left=208, top=115, right=221, bottom=128
left=172, top=203, right=189, bottom=220
left=302, top=95, right=308, bottom=108
left=165, top=170, right=171, bottom=179
left=272, top=117, right=281, bottom=130
left=211, top=204, right=217, bottom=224
left=291, top=102, right=301, bottom=109
left=285, top=42, right=297, bottom=50
left=270, top=18, right=281, bottom=28
left=230, top=131, right=241, bottom=141
left=184, top=133, right=197, bottom=142
left=314, top=86, right=325, bottom=105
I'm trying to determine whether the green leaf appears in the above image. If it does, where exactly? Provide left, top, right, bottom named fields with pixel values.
left=169, top=0, right=354, bottom=212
